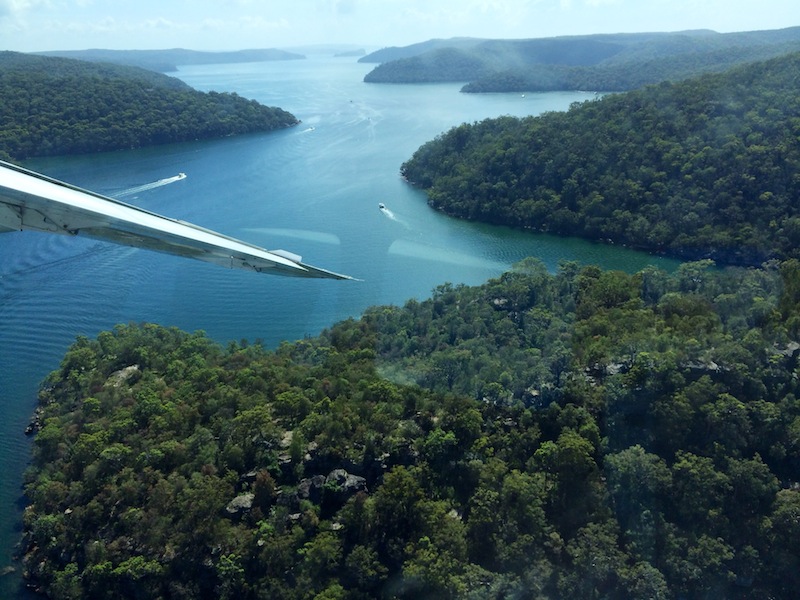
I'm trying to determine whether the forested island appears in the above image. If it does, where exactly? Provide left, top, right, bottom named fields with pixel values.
left=21, top=257, right=800, bottom=599
left=0, top=52, right=299, bottom=162
left=362, top=28, right=800, bottom=92
left=401, top=51, right=800, bottom=267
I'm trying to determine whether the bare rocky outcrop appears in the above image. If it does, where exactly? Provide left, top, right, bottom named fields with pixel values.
left=225, top=493, right=255, bottom=518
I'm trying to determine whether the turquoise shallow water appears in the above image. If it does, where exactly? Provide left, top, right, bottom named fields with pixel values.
left=0, top=56, right=679, bottom=596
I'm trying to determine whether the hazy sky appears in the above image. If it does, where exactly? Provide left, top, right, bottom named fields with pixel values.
left=2, top=0, right=799, bottom=53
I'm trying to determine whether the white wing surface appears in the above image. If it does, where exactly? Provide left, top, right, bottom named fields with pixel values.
left=0, top=160, right=353, bottom=280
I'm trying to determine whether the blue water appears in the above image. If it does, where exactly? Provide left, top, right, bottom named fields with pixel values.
left=0, top=56, right=680, bottom=596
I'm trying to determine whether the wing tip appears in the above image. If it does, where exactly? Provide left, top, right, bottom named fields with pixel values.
left=298, top=261, right=360, bottom=281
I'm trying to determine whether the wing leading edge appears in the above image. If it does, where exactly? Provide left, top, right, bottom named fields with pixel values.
left=0, top=160, right=353, bottom=280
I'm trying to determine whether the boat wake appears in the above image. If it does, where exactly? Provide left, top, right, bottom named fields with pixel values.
left=379, top=205, right=396, bottom=220
left=379, top=204, right=412, bottom=230
left=114, top=172, right=187, bottom=198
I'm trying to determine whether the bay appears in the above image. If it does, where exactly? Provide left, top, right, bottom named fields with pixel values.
left=0, top=55, right=679, bottom=597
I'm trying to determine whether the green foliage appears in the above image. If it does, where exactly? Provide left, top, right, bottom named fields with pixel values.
left=22, top=258, right=800, bottom=598
left=0, top=52, right=298, bottom=161
left=402, top=51, right=800, bottom=266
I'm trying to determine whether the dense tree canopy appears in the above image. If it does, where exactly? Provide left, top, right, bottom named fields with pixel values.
left=22, top=257, right=800, bottom=599
left=401, top=51, right=800, bottom=266
left=0, top=52, right=299, bottom=162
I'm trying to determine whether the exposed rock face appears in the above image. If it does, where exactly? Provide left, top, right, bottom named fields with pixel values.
left=297, top=470, right=368, bottom=501
left=273, top=467, right=371, bottom=520
left=325, top=469, right=368, bottom=499
left=225, top=493, right=255, bottom=517
left=107, top=365, right=141, bottom=388
left=297, top=475, right=326, bottom=504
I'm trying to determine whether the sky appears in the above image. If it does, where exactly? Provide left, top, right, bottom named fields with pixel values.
left=1, top=0, right=799, bottom=53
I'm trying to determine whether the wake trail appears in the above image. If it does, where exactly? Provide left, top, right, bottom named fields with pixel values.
left=379, top=206, right=411, bottom=230
left=114, top=172, right=187, bottom=198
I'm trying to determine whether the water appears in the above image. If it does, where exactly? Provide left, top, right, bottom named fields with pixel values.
left=0, top=56, right=679, bottom=596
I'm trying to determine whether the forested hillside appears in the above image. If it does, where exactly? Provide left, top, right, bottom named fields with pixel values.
left=359, top=37, right=485, bottom=64
left=22, top=257, right=800, bottom=599
left=401, top=51, right=800, bottom=266
left=0, top=52, right=299, bottom=161
left=461, top=40, right=800, bottom=92
left=362, top=28, right=800, bottom=92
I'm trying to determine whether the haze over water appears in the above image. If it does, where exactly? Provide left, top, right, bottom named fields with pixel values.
left=0, top=55, right=680, bottom=596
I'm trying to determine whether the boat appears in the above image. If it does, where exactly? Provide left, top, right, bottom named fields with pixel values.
left=378, top=203, right=385, bottom=210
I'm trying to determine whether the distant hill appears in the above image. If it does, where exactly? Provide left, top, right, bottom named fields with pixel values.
left=359, top=37, right=485, bottom=63
left=400, top=51, right=800, bottom=266
left=0, top=52, right=299, bottom=161
left=363, top=27, right=800, bottom=91
left=36, top=48, right=304, bottom=72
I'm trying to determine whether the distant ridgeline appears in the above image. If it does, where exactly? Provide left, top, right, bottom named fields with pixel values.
left=22, top=258, right=800, bottom=598
left=401, top=51, right=800, bottom=267
left=36, top=48, right=305, bottom=73
left=361, top=27, right=800, bottom=92
left=0, top=52, right=299, bottom=161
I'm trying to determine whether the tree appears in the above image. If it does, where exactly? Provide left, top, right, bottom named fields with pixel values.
left=558, top=521, right=626, bottom=600
left=670, top=452, right=731, bottom=532
left=534, top=429, right=600, bottom=535
left=766, top=490, right=800, bottom=595
left=605, top=445, right=671, bottom=561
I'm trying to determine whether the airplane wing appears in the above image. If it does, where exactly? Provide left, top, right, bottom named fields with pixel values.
left=0, top=160, right=353, bottom=280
